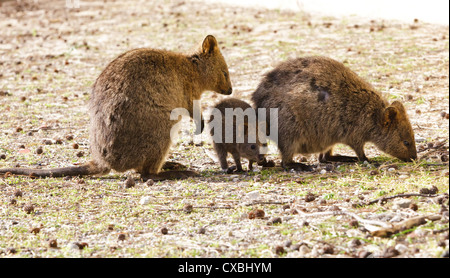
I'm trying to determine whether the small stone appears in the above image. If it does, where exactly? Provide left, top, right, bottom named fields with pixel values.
left=267, top=217, right=282, bottom=225
left=30, top=227, right=40, bottom=234
left=429, top=185, right=438, bottom=194
left=246, top=190, right=260, bottom=200
left=139, top=196, right=152, bottom=205
left=369, top=169, right=379, bottom=175
left=298, top=244, right=310, bottom=256
left=161, top=227, right=168, bottom=234
left=305, top=192, right=315, bottom=202
left=70, top=242, right=88, bottom=250
left=248, top=209, right=265, bottom=219
left=48, top=239, right=58, bottom=248
left=393, top=199, right=412, bottom=209
left=284, top=240, right=292, bottom=248
left=291, top=243, right=301, bottom=251
left=300, top=220, right=309, bottom=227
left=198, top=227, right=206, bottom=234
left=349, top=219, right=359, bottom=227
left=322, top=244, right=334, bottom=254
left=36, top=147, right=43, bottom=154
left=382, top=246, right=400, bottom=258
left=43, top=139, right=52, bottom=145
left=23, top=204, right=34, bottom=214
left=348, top=239, right=362, bottom=248
left=183, top=204, right=193, bottom=213
left=13, top=190, right=22, bottom=197
left=145, top=179, right=155, bottom=186
left=395, top=243, right=408, bottom=253
left=6, top=247, right=17, bottom=254
left=117, top=233, right=126, bottom=241
left=124, top=176, right=135, bottom=188
left=274, top=245, right=286, bottom=255
left=358, top=250, right=372, bottom=258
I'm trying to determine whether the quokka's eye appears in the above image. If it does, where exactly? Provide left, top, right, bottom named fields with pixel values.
left=403, top=141, right=410, bottom=146
left=223, top=71, right=228, bottom=78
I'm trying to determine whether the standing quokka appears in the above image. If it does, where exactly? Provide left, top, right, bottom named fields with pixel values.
left=251, top=56, right=417, bottom=170
left=0, top=35, right=232, bottom=180
left=209, top=98, right=267, bottom=173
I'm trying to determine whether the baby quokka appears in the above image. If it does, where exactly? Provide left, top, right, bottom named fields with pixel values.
left=208, top=98, right=268, bottom=173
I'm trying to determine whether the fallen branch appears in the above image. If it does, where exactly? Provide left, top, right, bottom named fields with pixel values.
left=355, top=193, right=446, bottom=207
left=294, top=206, right=443, bottom=238
left=417, top=139, right=448, bottom=153
left=294, top=207, right=392, bottom=229
left=370, top=214, right=442, bottom=237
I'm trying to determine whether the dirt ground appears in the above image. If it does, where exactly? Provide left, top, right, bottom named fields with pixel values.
left=0, top=0, right=448, bottom=259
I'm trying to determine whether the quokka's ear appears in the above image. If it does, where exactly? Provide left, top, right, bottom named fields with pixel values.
left=390, top=100, right=406, bottom=114
left=202, top=35, right=219, bottom=55
left=383, top=106, right=398, bottom=127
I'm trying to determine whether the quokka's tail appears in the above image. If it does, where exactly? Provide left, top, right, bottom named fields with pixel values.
left=0, top=161, right=109, bottom=178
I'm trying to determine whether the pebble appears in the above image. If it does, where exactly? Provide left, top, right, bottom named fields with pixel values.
left=124, top=176, right=135, bottom=188
left=139, top=196, right=153, bottom=205
left=393, top=199, right=412, bottom=209
left=246, top=190, right=260, bottom=200
left=68, top=242, right=81, bottom=250
left=298, top=245, right=311, bottom=256
left=415, top=136, right=425, bottom=143
left=319, top=169, right=327, bottom=174
left=395, top=243, right=408, bottom=253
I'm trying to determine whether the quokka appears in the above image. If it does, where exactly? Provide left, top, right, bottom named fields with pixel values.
left=1, top=35, right=232, bottom=180
left=251, top=56, right=417, bottom=170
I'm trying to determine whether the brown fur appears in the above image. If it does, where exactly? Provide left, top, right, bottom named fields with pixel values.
left=0, top=35, right=232, bottom=180
left=251, top=56, right=417, bottom=168
left=209, top=98, right=265, bottom=172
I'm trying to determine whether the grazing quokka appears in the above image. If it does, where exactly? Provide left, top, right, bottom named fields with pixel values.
left=209, top=98, right=266, bottom=173
left=0, top=35, right=232, bottom=180
left=251, top=56, right=417, bottom=169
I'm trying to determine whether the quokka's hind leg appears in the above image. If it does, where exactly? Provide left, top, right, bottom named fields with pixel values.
left=139, top=156, right=199, bottom=181
left=279, top=142, right=312, bottom=172
left=162, top=161, right=187, bottom=170
left=319, top=147, right=367, bottom=163
left=142, top=170, right=199, bottom=181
